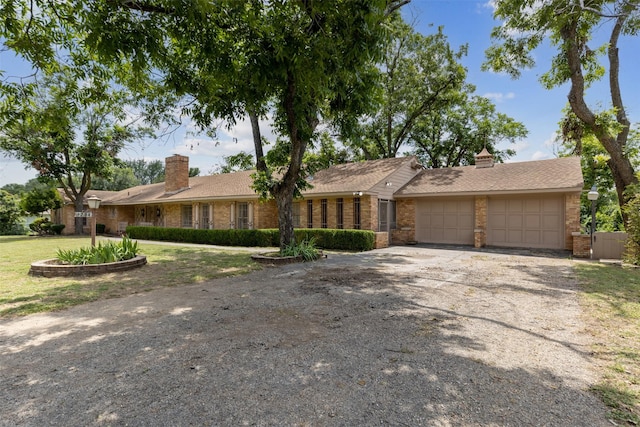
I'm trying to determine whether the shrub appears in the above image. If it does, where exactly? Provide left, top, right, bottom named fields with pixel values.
left=56, top=236, right=139, bottom=265
left=624, top=189, right=640, bottom=265
left=125, top=226, right=374, bottom=251
left=96, top=223, right=106, bottom=234
left=29, top=217, right=53, bottom=235
left=281, top=238, right=320, bottom=261
left=50, top=224, right=65, bottom=235
left=29, top=218, right=65, bottom=235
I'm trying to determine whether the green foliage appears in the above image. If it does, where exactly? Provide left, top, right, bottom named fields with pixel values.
left=20, top=186, right=62, bottom=215
left=29, top=217, right=65, bottom=235
left=212, top=152, right=256, bottom=174
left=90, top=166, right=140, bottom=191
left=484, top=0, right=640, bottom=211
left=56, top=236, right=138, bottom=265
left=122, top=159, right=165, bottom=185
left=294, top=229, right=376, bottom=251
left=0, top=189, right=24, bottom=235
left=0, top=68, right=153, bottom=233
left=281, top=238, right=320, bottom=261
left=126, top=226, right=375, bottom=251
left=623, top=187, right=640, bottom=265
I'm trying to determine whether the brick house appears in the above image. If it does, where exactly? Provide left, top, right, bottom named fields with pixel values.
left=54, top=151, right=584, bottom=251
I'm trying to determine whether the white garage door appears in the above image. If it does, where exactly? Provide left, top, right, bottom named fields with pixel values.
left=416, top=198, right=474, bottom=245
left=487, top=196, right=564, bottom=249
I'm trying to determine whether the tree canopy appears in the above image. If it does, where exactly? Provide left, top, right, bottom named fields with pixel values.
left=483, top=0, right=640, bottom=213
left=0, top=68, right=151, bottom=233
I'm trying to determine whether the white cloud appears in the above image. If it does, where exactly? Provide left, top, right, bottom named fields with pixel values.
left=483, top=92, right=516, bottom=102
left=543, top=131, right=560, bottom=147
left=531, top=150, right=550, bottom=161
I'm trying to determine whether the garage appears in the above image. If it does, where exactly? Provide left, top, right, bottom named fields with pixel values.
left=487, top=195, right=564, bottom=249
left=416, top=198, right=474, bottom=245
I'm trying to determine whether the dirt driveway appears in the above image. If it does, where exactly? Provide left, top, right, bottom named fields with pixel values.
left=0, top=245, right=609, bottom=426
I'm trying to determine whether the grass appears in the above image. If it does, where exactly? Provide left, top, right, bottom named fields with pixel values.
left=576, top=262, right=640, bottom=425
left=0, top=235, right=261, bottom=317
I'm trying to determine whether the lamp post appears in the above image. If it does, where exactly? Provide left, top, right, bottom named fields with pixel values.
left=587, top=185, right=599, bottom=259
left=87, top=195, right=102, bottom=247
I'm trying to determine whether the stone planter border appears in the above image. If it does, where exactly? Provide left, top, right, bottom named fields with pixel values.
left=29, top=255, right=147, bottom=278
left=251, top=253, right=304, bottom=265
left=251, top=251, right=325, bottom=266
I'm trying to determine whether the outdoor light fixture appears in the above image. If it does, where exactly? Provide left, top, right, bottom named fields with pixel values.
left=587, top=185, right=599, bottom=259
left=353, top=192, right=363, bottom=196
left=87, top=195, right=101, bottom=247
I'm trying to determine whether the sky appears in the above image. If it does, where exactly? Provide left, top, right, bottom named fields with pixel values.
left=1, top=0, right=639, bottom=186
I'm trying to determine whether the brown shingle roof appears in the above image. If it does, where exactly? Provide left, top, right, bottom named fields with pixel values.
left=98, top=157, right=418, bottom=204
left=304, top=157, right=416, bottom=195
left=103, top=170, right=258, bottom=205
left=395, top=156, right=583, bottom=197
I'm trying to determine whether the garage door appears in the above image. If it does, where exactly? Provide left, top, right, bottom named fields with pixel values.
left=416, top=198, right=474, bottom=245
left=487, top=196, right=564, bottom=249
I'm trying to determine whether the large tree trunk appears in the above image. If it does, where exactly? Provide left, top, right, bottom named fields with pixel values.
left=563, top=17, right=637, bottom=215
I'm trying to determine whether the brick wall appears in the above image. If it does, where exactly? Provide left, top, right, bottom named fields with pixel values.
left=565, top=193, right=581, bottom=251
left=375, top=232, right=389, bottom=248
left=255, top=200, right=279, bottom=229
left=391, top=198, right=415, bottom=244
left=572, top=233, right=591, bottom=258
left=474, top=196, right=488, bottom=248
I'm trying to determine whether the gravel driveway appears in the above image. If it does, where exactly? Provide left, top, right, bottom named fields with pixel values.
left=0, top=245, right=609, bottom=426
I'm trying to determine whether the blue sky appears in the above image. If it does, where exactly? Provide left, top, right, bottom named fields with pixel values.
left=1, top=0, right=639, bottom=186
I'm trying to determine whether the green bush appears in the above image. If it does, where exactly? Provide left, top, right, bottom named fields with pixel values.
left=624, top=190, right=640, bottom=265
left=56, top=236, right=139, bottom=265
left=281, top=238, right=320, bottom=261
left=126, top=226, right=374, bottom=251
left=96, top=223, right=106, bottom=234
left=50, top=224, right=65, bottom=235
left=29, top=218, right=65, bottom=235
left=29, top=217, right=53, bottom=235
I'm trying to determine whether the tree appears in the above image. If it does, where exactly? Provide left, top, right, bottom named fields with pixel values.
left=0, top=69, right=150, bottom=233
left=20, top=186, right=62, bottom=216
left=483, top=0, right=640, bottom=215
left=0, top=190, right=24, bottom=235
left=346, top=20, right=468, bottom=159
left=410, top=93, right=526, bottom=168
left=212, top=152, right=255, bottom=174
left=80, top=0, right=406, bottom=249
left=90, top=166, right=140, bottom=191
left=123, top=159, right=165, bottom=185
left=303, top=132, right=353, bottom=171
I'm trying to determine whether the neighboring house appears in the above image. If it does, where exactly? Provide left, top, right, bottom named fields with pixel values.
left=54, top=150, right=584, bottom=252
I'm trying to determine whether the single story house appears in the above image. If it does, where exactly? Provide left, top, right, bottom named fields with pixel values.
left=54, top=150, right=584, bottom=251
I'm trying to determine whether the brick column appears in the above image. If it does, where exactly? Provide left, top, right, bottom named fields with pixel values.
left=565, top=193, right=581, bottom=251
left=474, top=196, right=488, bottom=248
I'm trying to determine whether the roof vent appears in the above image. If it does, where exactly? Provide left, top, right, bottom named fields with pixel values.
left=474, top=148, right=495, bottom=168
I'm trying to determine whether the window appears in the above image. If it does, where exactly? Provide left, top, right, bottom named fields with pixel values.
left=237, top=202, right=249, bottom=229
left=390, top=200, right=397, bottom=230
left=293, top=203, right=301, bottom=227
left=321, top=199, right=328, bottom=228
left=379, top=200, right=388, bottom=231
left=353, top=197, right=361, bottom=230
left=181, top=205, right=193, bottom=228
left=200, top=204, right=210, bottom=229
left=307, top=200, right=313, bottom=228
left=336, top=198, right=343, bottom=229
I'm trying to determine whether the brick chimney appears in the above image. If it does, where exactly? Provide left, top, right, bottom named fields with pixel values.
left=165, top=154, right=190, bottom=194
left=474, top=147, right=495, bottom=168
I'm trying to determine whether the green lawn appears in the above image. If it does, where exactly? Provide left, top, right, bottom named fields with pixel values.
left=576, top=262, right=640, bottom=425
left=0, top=235, right=261, bottom=317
